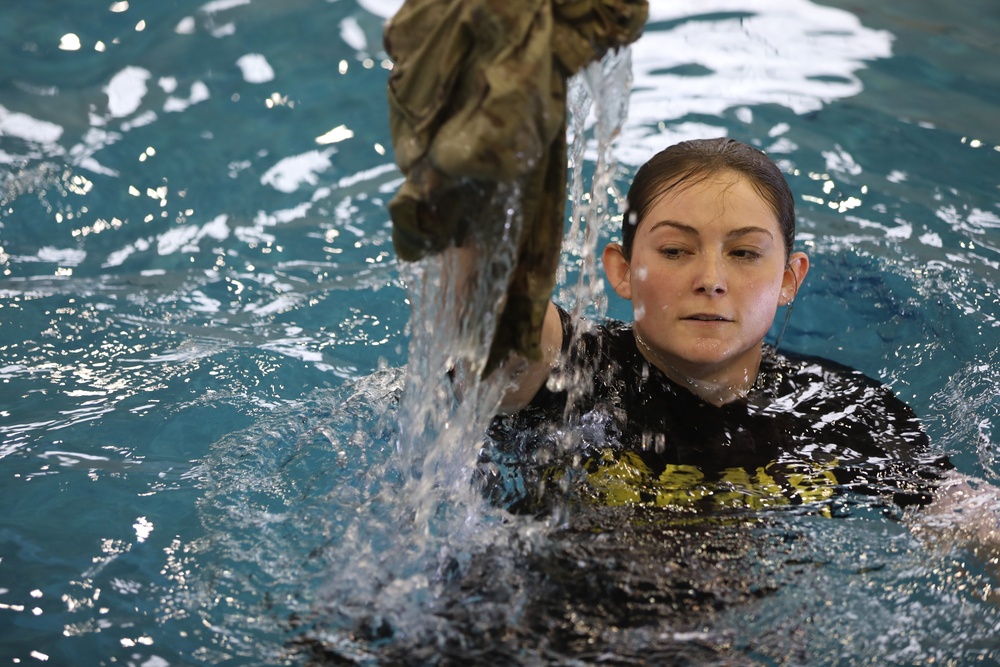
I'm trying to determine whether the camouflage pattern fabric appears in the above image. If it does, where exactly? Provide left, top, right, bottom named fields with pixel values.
left=384, top=0, right=648, bottom=372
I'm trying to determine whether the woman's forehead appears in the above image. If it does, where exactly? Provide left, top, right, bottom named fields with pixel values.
left=642, top=172, right=780, bottom=228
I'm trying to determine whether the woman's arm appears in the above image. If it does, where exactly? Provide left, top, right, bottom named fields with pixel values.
left=498, top=300, right=564, bottom=413
left=908, top=470, right=1000, bottom=566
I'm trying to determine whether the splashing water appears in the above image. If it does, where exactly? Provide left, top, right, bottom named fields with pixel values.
left=288, top=49, right=637, bottom=660
left=392, top=47, right=635, bottom=552
left=564, top=48, right=633, bottom=290
left=392, top=186, right=524, bottom=536
left=552, top=51, right=633, bottom=414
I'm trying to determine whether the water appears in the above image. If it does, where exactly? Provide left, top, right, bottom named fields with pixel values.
left=1, top=0, right=999, bottom=664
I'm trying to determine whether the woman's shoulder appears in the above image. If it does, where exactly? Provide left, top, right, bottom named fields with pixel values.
left=762, top=346, right=901, bottom=398
left=549, top=305, right=639, bottom=372
left=502, top=307, right=637, bottom=418
left=758, top=346, right=928, bottom=446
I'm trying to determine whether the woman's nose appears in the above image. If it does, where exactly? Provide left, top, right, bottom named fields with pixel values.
left=694, top=256, right=727, bottom=295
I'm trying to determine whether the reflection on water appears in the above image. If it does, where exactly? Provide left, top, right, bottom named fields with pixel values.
left=620, top=0, right=894, bottom=163
left=1, top=0, right=999, bottom=664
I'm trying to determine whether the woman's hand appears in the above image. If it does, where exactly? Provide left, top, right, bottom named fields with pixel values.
left=909, top=470, right=1000, bottom=572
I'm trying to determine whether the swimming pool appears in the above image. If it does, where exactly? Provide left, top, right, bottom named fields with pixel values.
left=1, top=0, right=998, bottom=664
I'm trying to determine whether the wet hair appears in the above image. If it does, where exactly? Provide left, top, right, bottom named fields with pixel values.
left=621, top=138, right=796, bottom=261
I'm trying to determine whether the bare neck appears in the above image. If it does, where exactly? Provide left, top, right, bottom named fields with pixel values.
left=633, top=332, right=762, bottom=407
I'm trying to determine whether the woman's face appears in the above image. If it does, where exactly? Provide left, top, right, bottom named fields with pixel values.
left=605, top=170, right=807, bottom=389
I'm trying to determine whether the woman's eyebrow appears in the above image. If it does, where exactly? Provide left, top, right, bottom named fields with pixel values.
left=647, top=220, right=697, bottom=235
left=727, top=226, right=774, bottom=239
left=646, top=221, right=774, bottom=240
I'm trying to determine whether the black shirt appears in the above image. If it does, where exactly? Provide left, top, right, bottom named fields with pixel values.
left=482, top=308, right=950, bottom=515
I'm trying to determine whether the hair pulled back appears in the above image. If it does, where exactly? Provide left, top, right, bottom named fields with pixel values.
left=622, top=138, right=796, bottom=260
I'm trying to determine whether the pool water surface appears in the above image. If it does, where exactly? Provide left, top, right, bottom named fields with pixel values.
left=1, top=0, right=999, bottom=665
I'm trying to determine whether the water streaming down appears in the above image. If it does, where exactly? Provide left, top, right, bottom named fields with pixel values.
left=391, top=186, right=523, bottom=536
left=288, top=49, right=638, bottom=663
left=554, top=51, right=633, bottom=414
left=271, top=205, right=527, bottom=661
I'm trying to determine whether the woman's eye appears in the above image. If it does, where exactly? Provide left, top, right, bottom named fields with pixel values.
left=731, top=248, right=762, bottom=260
left=659, top=247, right=685, bottom=259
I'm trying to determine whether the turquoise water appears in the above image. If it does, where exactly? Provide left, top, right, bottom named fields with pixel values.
left=1, top=0, right=999, bottom=664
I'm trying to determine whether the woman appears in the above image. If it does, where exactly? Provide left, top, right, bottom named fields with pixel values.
left=483, top=138, right=955, bottom=515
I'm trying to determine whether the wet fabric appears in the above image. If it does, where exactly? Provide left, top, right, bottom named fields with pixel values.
left=383, top=0, right=648, bottom=371
left=483, top=308, right=951, bottom=514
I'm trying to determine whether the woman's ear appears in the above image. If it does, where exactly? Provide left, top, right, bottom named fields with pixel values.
left=780, top=251, right=810, bottom=305
left=603, top=243, right=632, bottom=300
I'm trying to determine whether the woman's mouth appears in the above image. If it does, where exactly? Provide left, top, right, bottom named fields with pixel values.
left=684, top=313, right=731, bottom=322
